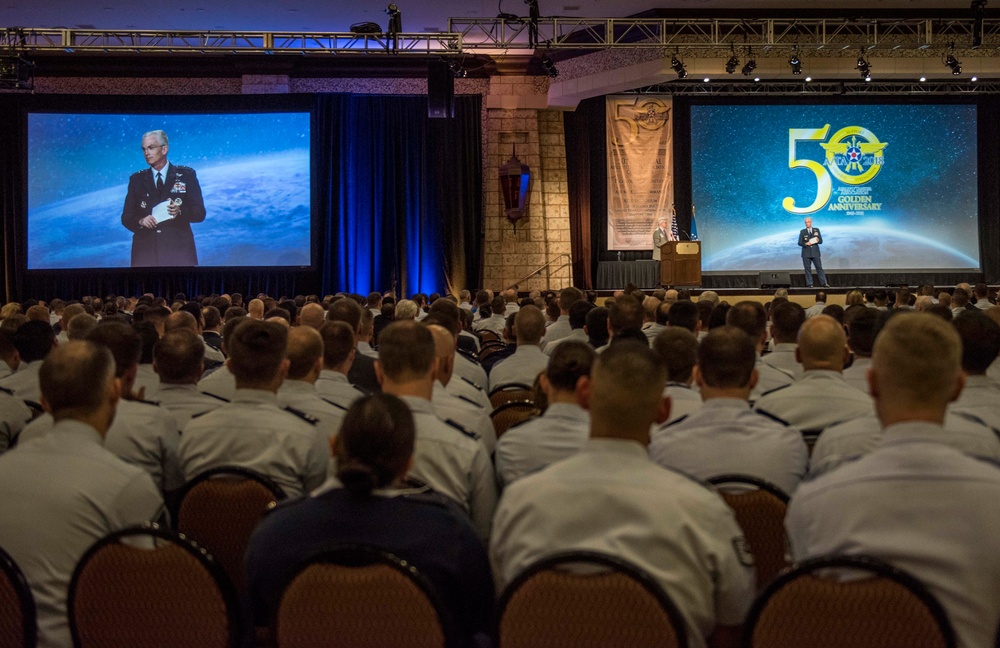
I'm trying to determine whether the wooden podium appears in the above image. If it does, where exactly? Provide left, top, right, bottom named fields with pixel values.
left=659, top=241, right=702, bottom=287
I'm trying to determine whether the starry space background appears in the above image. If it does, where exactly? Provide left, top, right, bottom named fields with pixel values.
left=690, top=103, right=979, bottom=271
left=26, top=112, right=311, bottom=269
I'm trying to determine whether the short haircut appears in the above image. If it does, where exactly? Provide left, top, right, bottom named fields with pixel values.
left=85, top=322, right=142, bottom=378
left=14, top=320, right=56, bottom=362
left=513, top=306, right=546, bottom=344
left=202, top=306, right=221, bottom=330
left=872, top=313, right=961, bottom=406
left=655, top=301, right=671, bottom=326
left=545, top=341, right=595, bottom=392
left=558, top=287, right=585, bottom=312
left=377, top=320, right=435, bottom=381
left=822, top=304, right=845, bottom=324
left=327, top=298, right=363, bottom=332
left=178, top=302, right=203, bottom=325
left=770, top=301, right=806, bottom=343
left=264, top=307, right=292, bottom=324
left=608, top=296, right=644, bottom=334
left=164, top=310, right=198, bottom=333
left=227, top=320, right=288, bottom=385
left=335, top=394, right=416, bottom=498
left=319, top=320, right=357, bottom=368
left=394, top=300, right=419, bottom=320
left=697, top=326, right=756, bottom=389
left=953, top=311, right=1000, bottom=374
left=67, top=314, right=98, bottom=340
left=652, top=327, right=698, bottom=383
left=25, top=305, right=49, bottom=322
left=589, top=342, right=666, bottom=431
left=568, top=300, right=594, bottom=330
left=845, top=307, right=880, bottom=355
left=726, top=301, right=767, bottom=344
left=286, top=327, right=324, bottom=380
left=490, top=295, right=506, bottom=314
left=798, top=315, right=848, bottom=366
left=40, top=341, right=115, bottom=416
left=585, top=307, right=610, bottom=347
left=428, top=299, right=462, bottom=335
left=666, top=300, right=699, bottom=332
left=952, top=288, right=970, bottom=307
left=153, top=328, right=205, bottom=382
left=143, top=129, right=168, bottom=146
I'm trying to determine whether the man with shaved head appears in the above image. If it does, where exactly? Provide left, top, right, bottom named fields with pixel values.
left=426, top=323, right=496, bottom=452
left=278, top=326, right=347, bottom=441
left=787, top=313, right=1000, bottom=648
left=298, top=302, right=326, bottom=330
left=489, top=305, right=550, bottom=389
left=754, top=314, right=873, bottom=434
left=492, top=342, right=754, bottom=648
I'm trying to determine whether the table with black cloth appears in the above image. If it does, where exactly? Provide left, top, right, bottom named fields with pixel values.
left=595, top=260, right=660, bottom=290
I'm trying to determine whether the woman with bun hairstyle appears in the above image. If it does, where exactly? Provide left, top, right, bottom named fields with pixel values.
left=246, top=393, right=494, bottom=645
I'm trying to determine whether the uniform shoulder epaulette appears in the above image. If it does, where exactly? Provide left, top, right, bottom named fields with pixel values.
left=457, top=347, right=482, bottom=365
left=758, top=383, right=792, bottom=398
left=129, top=169, right=148, bottom=179
left=0, top=385, right=15, bottom=396
left=443, top=418, right=480, bottom=440
left=190, top=408, right=215, bottom=420
left=202, top=392, right=230, bottom=403
left=460, top=376, right=484, bottom=391
left=172, top=164, right=196, bottom=173
left=660, top=464, right=715, bottom=492
left=755, top=409, right=790, bottom=427
left=283, top=406, right=319, bottom=425
left=131, top=397, right=161, bottom=407
left=802, top=454, right=862, bottom=482
left=352, top=383, right=372, bottom=396
left=319, top=397, right=347, bottom=411
left=661, top=415, right=689, bottom=429
left=456, top=394, right=484, bottom=409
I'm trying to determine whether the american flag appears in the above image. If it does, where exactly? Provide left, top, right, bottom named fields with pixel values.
left=670, top=213, right=679, bottom=240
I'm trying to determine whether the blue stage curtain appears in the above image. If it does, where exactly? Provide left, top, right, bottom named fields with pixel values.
left=317, top=94, right=482, bottom=297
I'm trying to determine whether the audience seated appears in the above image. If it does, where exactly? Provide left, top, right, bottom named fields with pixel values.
left=726, top=301, right=794, bottom=403
left=426, top=323, right=496, bottom=453
left=786, top=313, right=1000, bottom=648
left=0, top=341, right=164, bottom=648
left=495, top=341, right=593, bottom=487
left=650, top=326, right=808, bottom=495
left=652, top=327, right=702, bottom=425
left=492, top=341, right=754, bottom=648
left=0, top=320, right=56, bottom=403
left=540, top=287, right=583, bottom=349
left=948, top=311, right=1000, bottom=430
left=179, top=319, right=329, bottom=498
left=489, top=306, right=550, bottom=389
left=245, top=393, right=494, bottom=643
left=153, top=328, right=229, bottom=428
left=277, top=326, right=349, bottom=441
left=760, top=300, right=805, bottom=379
left=377, top=321, right=497, bottom=540
left=754, top=315, right=874, bottom=432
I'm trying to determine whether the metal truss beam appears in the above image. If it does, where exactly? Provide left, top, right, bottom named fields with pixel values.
left=448, top=16, right=1000, bottom=51
left=0, top=28, right=462, bottom=55
left=627, top=79, right=1000, bottom=95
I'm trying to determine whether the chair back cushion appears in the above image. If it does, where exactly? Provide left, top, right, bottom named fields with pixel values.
left=0, top=547, right=35, bottom=648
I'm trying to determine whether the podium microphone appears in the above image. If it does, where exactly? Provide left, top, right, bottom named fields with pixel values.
left=677, top=230, right=691, bottom=241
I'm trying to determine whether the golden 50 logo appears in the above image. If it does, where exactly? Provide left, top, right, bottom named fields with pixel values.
left=782, top=125, right=888, bottom=214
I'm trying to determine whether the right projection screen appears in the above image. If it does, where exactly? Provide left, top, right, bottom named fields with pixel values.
left=690, top=103, right=979, bottom=273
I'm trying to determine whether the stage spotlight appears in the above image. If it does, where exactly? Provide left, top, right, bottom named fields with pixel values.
left=541, top=55, right=559, bottom=78
left=919, top=76, right=927, bottom=82
left=856, top=50, right=871, bottom=80
left=972, top=75, right=979, bottom=81
left=805, top=76, right=812, bottom=82
left=448, top=60, right=467, bottom=78
left=741, top=53, right=756, bottom=77
left=945, top=45, right=962, bottom=75
left=671, top=53, right=687, bottom=79
left=788, top=47, right=802, bottom=75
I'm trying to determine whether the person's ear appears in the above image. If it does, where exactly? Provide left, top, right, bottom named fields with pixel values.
left=575, top=375, right=592, bottom=410
left=375, top=360, right=385, bottom=386
left=654, top=396, right=672, bottom=425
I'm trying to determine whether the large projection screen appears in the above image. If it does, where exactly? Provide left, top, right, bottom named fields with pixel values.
left=690, top=103, right=979, bottom=274
left=27, top=111, right=312, bottom=270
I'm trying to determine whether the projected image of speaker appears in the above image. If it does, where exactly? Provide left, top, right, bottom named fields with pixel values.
left=427, top=60, right=454, bottom=119
left=759, top=271, right=791, bottom=289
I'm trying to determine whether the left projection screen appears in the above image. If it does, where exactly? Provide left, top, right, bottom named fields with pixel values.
left=27, top=112, right=312, bottom=269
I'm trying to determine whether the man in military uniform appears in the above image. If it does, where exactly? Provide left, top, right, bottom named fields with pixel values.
left=179, top=320, right=328, bottom=498
left=377, top=320, right=497, bottom=541
left=121, top=130, right=206, bottom=267
left=492, top=342, right=754, bottom=648
left=650, top=326, right=808, bottom=495
left=798, top=216, right=829, bottom=288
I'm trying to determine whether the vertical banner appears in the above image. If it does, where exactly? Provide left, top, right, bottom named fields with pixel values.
left=606, top=95, right=673, bottom=251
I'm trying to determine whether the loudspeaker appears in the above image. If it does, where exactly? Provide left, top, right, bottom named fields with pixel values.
left=759, top=271, right=791, bottom=288
left=427, top=61, right=454, bottom=119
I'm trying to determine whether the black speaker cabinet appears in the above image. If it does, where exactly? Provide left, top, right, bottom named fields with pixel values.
left=427, top=61, right=454, bottom=119
left=759, top=271, right=791, bottom=288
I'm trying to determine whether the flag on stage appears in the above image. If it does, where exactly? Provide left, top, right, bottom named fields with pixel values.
left=690, top=212, right=699, bottom=241
left=670, top=215, right=679, bottom=241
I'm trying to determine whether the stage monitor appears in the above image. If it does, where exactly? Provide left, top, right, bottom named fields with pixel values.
left=690, top=102, right=980, bottom=273
left=27, top=110, right=312, bottom=269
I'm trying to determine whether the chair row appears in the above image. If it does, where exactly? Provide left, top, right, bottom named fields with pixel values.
left=0, top=531, right=958, bottom=648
